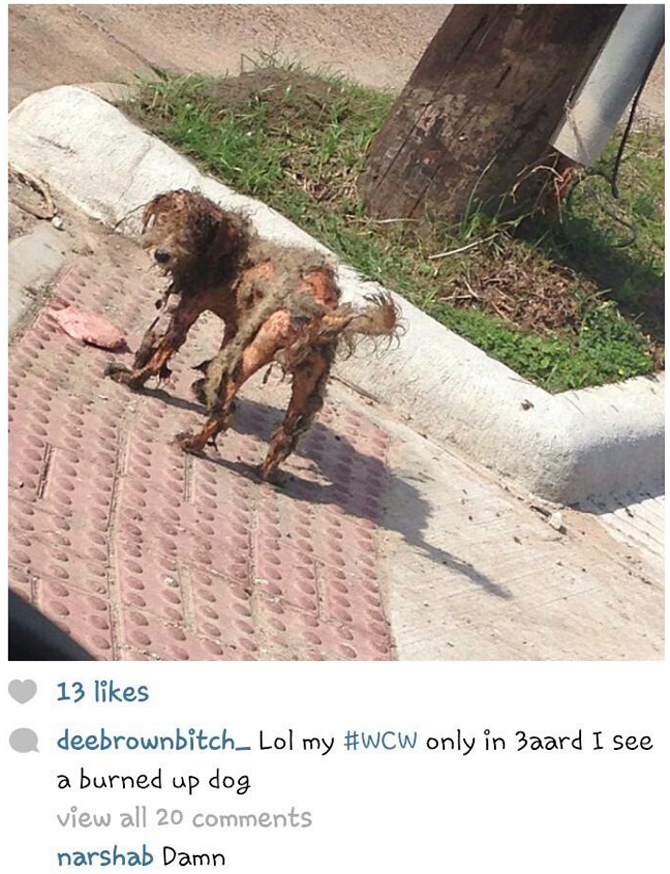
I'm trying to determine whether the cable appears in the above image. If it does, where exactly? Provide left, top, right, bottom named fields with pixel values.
left=564, top=50, right=660, bottom=249
left=608, top=50, right=659, bottom=199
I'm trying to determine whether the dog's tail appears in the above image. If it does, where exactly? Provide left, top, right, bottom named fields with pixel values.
left=318, top=293, right=402, bottom=349
left=343, top=292, right=400, bottom=338
left=203, top=292, right=401, bottom=410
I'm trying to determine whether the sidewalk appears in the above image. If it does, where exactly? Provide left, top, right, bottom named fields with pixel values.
left=8, top=220, right=664, bottom=661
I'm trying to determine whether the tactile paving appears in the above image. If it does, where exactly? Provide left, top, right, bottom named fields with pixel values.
left=8, top=258, right=395, bottom=660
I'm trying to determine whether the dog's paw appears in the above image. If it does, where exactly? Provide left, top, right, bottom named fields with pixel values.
left=105, top=363, right=146, bottom=391
left=174, top=430, right=206, bottom=456
left=205, top=435, right=221, bottom=455
left=104, top=363, right=133, bottom=385
left=257, top=464, right=288, bottom=487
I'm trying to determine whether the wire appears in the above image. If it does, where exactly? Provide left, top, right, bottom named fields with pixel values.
left=608, top=49, right=659, bottom=199
left=565, top=49, right=660, bottom=249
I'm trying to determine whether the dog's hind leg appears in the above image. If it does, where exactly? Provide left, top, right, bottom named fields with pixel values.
left=177, top=311, right=299, bottom=455
left=106, top=295, right=206, bottom=390
left=258, top=349, right=332, bottom=483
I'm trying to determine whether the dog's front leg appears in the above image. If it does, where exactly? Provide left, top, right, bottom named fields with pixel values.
left=106, top=295, right=205, bottom=390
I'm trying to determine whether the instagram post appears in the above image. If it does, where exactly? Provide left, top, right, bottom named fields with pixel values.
left=3, top=3, right=666, bottom=872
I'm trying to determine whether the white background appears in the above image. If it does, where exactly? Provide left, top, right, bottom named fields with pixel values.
left=1, top=661, right=666, bottom=872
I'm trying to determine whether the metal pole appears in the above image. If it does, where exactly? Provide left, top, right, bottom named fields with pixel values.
left=551, top=4, right=664, bottom=166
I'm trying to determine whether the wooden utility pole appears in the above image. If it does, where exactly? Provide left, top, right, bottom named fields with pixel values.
left=361, top=5, right=623, bottom=222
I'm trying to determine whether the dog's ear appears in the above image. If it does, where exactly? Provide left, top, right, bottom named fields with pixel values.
left=207, top=215, right=244, bottom=262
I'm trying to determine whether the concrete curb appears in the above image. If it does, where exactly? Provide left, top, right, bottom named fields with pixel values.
left=8, top=86, right=664, bottom=503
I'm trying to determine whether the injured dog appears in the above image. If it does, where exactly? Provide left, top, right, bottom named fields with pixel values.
left=107, top=189, right=400, bottom=482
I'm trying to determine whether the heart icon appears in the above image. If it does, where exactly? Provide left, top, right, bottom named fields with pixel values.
left=8, top=679, right=37, bottom=704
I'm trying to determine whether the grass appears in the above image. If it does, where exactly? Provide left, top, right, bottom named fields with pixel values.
left=124, top=61, right=664, bottom=392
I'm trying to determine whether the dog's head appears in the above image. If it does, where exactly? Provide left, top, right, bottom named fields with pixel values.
left=141, top=190, right=250, bottom=282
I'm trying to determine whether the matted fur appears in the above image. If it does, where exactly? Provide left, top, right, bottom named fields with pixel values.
left=106, top=189, right=401, bottom=481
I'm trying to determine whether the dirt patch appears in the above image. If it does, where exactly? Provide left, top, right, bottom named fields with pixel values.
left=8, top=4, right=452, bottom=109
left=202, top=67, right=345, bottom=128
left=9, top=6, right=664, bottom=115
left=438, top=244, right=585, bottom=334
left=8, top=5, right=156, bottom=108
left=8, top=186, right=40, bottom=240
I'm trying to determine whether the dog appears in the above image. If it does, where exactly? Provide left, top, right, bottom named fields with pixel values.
left=107, top=189, right=400, bottom=481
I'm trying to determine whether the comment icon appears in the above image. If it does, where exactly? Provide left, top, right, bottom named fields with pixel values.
left=9, top=728, right=40, bottom=753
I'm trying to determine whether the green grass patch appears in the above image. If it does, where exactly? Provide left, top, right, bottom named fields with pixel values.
left=124, top=63, right=663, bottom=392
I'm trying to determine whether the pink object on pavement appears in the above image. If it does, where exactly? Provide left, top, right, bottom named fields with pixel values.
left=53, top=306, right=127, bottom=350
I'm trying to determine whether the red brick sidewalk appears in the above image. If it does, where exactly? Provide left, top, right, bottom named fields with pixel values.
left=9, top=260, right=394, bottom=661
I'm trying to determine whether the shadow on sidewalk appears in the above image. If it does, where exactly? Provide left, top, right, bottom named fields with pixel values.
left=146, top=386, right=510, bottom=600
